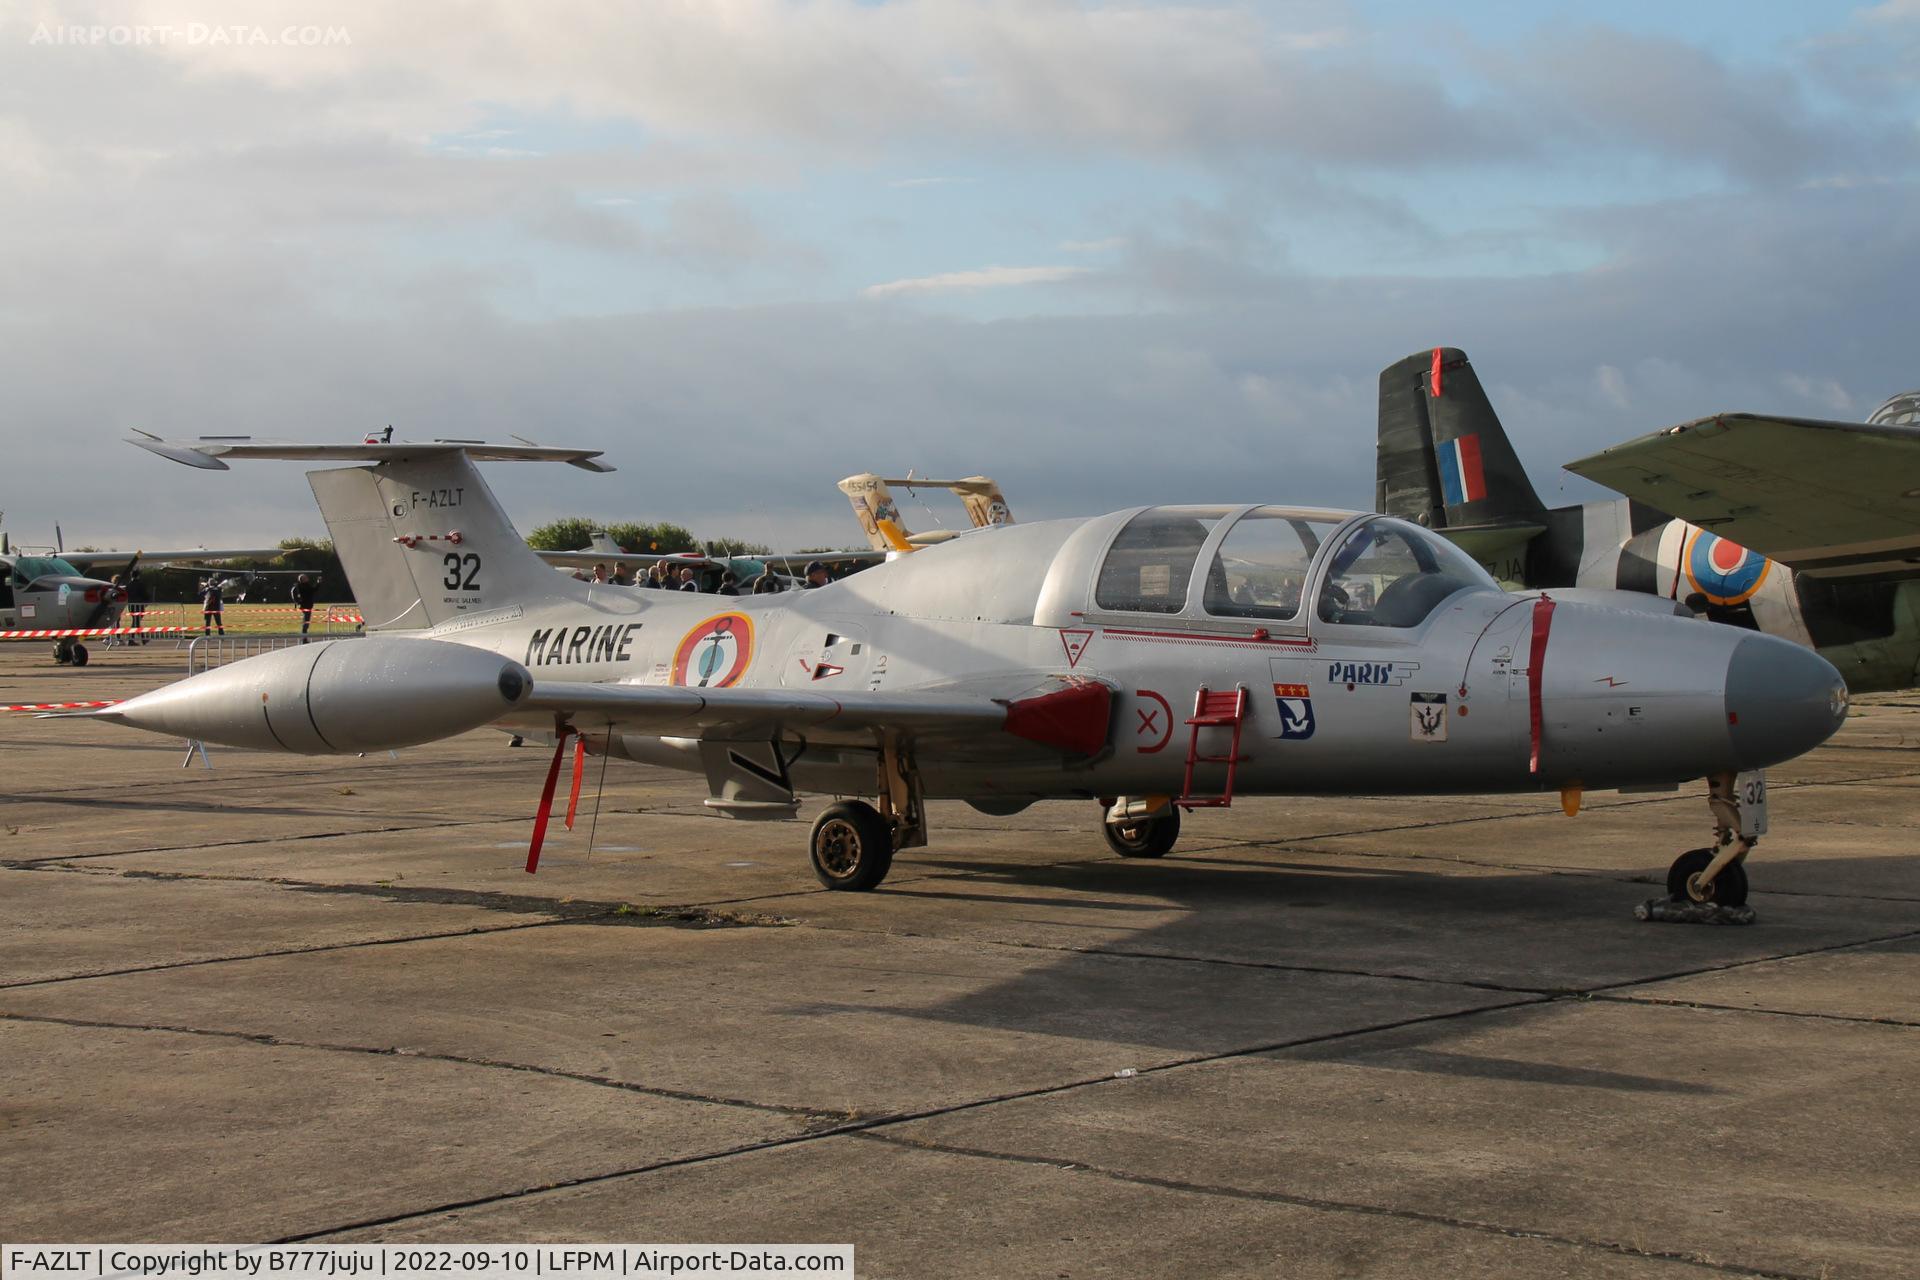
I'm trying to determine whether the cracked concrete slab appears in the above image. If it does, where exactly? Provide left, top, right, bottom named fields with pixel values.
left=0, top=922, right=1512, bottom=1119
left=0, top=1018, right=814, bottom=1243
left=335, top=1129, right=1776, bottom=1278
left=877, top=1000, right=1920, bottom=1280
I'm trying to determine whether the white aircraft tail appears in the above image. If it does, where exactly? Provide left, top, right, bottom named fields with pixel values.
left=309, top=455, right=590, bottom=630
left=950, top=477, right=1015, bottom=529
left=837, top=472, right=1015, bottom=553
left=128, top=436, right=612, bottom=631
left=837, top=474, right=916, bottom=553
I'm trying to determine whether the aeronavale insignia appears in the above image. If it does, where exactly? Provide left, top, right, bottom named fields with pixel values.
left=86, top=436, right=1848, bottom=909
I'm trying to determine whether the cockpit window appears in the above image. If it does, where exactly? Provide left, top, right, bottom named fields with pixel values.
left=1317, top=518, right=1495, bottom=628
left=1094, top=508, right=1226, bottom=614
left=11, top=556, right=81, bottom=586
left=1202, top=509, right=1341, bottom=622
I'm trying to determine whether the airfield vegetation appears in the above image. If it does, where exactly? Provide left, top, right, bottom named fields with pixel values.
left=2, top=645, right=1917, bottom=1277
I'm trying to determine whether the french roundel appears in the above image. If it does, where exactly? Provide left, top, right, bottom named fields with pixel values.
left=1684, top=530, right=1770, bottom=606
left=672, top=613, right=755, bottom=688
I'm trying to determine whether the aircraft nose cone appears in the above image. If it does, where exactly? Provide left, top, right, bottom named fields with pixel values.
left=1725, top=634, right=1848, bottom=769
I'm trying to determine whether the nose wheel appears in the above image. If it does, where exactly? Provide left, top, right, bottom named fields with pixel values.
left=1666, top=848, right=1749, bottom=907
left=52, top=640, right=88, bottom=666
left=1102, top=803, right=1181, bottom=858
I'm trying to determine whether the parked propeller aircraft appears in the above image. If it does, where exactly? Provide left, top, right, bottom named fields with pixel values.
left=89, top=435, right=1846, bottom=909
left=1377, top=348, right=1920, bottom=692
left=0, top=524, right=282, bottom=664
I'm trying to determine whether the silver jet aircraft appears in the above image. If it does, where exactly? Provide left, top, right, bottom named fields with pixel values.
left=90, top=437, right=1848, bottom=909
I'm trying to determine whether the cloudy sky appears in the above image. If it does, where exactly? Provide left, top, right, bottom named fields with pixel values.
left=4, top=0, right=1918, bottom=551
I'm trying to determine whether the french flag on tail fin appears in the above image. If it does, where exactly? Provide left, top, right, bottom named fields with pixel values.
left=1436, top=434, right=1486, bottom=507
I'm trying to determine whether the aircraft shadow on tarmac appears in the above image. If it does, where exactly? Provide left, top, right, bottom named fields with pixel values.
left=773, top=843, right=1905, bottom=1083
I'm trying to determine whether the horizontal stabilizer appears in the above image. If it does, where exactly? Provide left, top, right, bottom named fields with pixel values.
left=130, top=435, right=615, bottom=473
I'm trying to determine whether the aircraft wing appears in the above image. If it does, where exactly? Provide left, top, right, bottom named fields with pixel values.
left=510, top=677, right=1111, bottom=755
left=1564, top=413, right=1920, bottom=577
left=530, top=549, right=885, bottom=573
left=757, top=550, right=886, bottom=571
left=533, top=550, right=724, bottom=571
left=63, top=549, right=286, bottom=572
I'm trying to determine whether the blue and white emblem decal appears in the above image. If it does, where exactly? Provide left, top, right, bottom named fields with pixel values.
left=1683, top=530, right=1770, bottom=607
left=1273, top=683, right=1315, bottom=740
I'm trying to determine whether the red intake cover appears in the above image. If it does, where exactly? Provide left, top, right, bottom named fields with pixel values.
left=1003, top=681, right=1112, bottom=757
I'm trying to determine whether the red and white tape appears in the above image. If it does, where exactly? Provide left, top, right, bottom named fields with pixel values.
left=0, top=626, right=191, bottom=640
left=1, top=699, right=122, bottom=712
left=394, top=532, right=464, bottom=547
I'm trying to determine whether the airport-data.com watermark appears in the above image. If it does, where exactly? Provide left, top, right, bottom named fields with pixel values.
left=28, top=22, right=351, bottom=47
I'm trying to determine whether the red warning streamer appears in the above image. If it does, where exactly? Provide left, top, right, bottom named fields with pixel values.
left=526, top=726, right=576, bottom=874
left=1429, top=347, right=1445, bottom=398
left=1528, top=594, right=1556, bottom=775
left=564, top=734, right=588, bottom=831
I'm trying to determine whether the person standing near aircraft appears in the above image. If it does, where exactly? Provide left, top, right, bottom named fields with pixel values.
left=677, top=566, right=700, bottom=591
left=125, top=568, right=149, bottom=644
left=291, top=574, right=319, bottom=642
left=752, top=570, right=783, bottom=594
left=199, top=578, right=224, bottom=635
left=804, top=560, right=831, bottom=588
left=717, top=571, right=741, bottom=596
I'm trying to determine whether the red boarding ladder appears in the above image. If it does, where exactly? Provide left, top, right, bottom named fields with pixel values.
left=1179, top=684, right=1250, bottom=809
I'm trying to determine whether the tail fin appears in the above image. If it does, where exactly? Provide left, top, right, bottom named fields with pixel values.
left=837, top=474, right=916, bottom=553
left=1377, top=347, right=1546, bottom=529
left=950, top=477, right=1015, bottom=529
left=586, top=530, right=624, bottom=554
left=308, top=454, right=588, bottom=629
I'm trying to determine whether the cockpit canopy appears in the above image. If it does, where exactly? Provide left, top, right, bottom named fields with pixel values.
left=9, top=556, right=83, bottom=588
left=1084, top=505, right=1497, bottom=629
left=1867, top=391, right=1920, bottom=427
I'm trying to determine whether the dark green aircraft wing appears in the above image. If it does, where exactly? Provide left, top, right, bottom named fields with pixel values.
left=1565, top=413, right=1920, bottom=578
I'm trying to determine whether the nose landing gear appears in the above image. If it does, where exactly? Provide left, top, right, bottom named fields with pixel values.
left=1643, top=772, right=1759, bottom=924
left=1101, top=797, right=1181, bottom=858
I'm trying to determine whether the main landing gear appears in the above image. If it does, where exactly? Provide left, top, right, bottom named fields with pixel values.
left=53, top=639, right=88, bottom=667
left=1100, top=797, right=1182, bottom=858
left=806, top=738, right=926, bottom=892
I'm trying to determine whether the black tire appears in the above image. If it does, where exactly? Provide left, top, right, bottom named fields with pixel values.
left=810, top=801, right=895, bottom=891
left=1667, top=848, right=1750, bottom=907
left=70, top=644, right=89, bottom=667
left=1103, top=806, right=1181, bottom=858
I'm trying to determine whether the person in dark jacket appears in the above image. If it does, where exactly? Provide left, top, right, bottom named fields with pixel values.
left=803, top=561, right=831, bottom=589
left=291, top=574, right=320, bottom=642
left=717, top=571, right=740, bottom=596
left=200, top=579, right=225, bottom=636
left=124, top=568, right=150, bottom=644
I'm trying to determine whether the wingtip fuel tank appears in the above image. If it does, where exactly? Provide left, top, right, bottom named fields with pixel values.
left=99, top=637, right=531, bottom=753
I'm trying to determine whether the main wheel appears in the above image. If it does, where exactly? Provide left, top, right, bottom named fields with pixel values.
left=70, top=643, right=89, bottom=667
left=1103, top=806, right=1181, bottom=858
left=809, top=800, right=895, bottom=891
left=1667, top=848, right=1749, bottom=907
left=53, top=643, right=70, bottom=665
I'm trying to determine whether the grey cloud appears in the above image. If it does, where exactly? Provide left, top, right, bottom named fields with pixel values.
left=1480, top=26, right=1916, bottom=186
